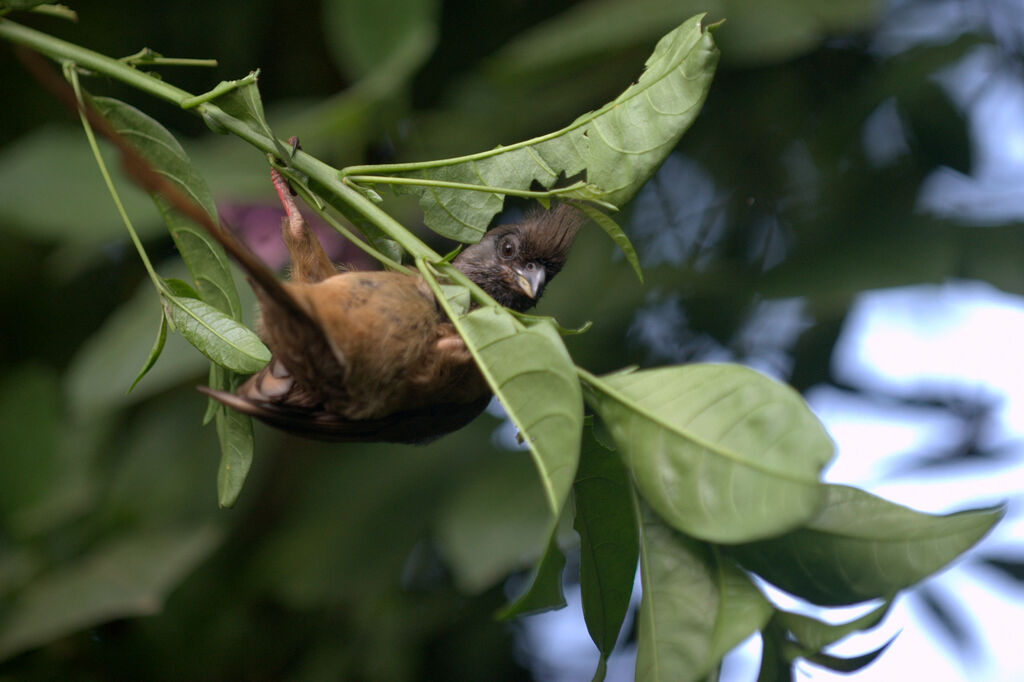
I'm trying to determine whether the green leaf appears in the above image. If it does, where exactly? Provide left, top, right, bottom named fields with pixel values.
left=576, top=202, right=643, bottom=283
left=512, top=312, right=593, bottom=336
left=804, top=635, right=897, bottom=673
left=215, top=398, right=255, bottom=508
left=496, top=532, right=567, bottom=620
left=775, top=601, right=891, bottom=652
left=757, top=625, right=793, bottom=682
left=583, top=364, right=833, bottom=543
left=160, top=285, right=270, bottom=374
left=727, top=485, right=1005, bottom=606
left=355, top=14, right=719, bottom=243
left=202, top=363, right=223, bottom=425
left=127, top=312, right=168, bottom=393
left=634, top=501, right=773, bottom=681
left=574, top=428, right=638, bottom=674
left=439, top=283, right=471, bottom=316
left=0, top=526, right=222, bottom=662
left=456, top=305, right=583, bottom=517
left=161, top=276, right=201, bottom=300
left=197, top=71, right=287, bottom=159
left=91, top=97, right=243, bottom=320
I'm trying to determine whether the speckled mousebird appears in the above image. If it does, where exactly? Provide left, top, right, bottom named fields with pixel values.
left=199, top=170, right=582, bottom=443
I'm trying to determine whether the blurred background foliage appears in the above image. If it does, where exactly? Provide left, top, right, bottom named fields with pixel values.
left=1, top=0, right=1022, bottom=679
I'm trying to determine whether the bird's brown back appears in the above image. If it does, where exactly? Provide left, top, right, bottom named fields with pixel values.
left=254, top=270, right=486, bottom=420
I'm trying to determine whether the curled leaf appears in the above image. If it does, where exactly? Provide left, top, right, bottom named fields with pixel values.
left=127, top=312, right=167, bottom=394
left=347, top=14, right=719, bottom=243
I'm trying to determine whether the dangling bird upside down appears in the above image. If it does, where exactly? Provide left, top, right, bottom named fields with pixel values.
left=200, top=170, right=582, bottom=444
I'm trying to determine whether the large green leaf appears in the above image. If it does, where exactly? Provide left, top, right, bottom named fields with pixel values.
left=0, top=526, right=222, bottom=662
left=158, top=274, right=268, bottom=372
left=583, top=364, right=834, bottom=543
left=423, top=274, right=582, bottom=619
left=349, top=14, right=719, bottom=242
left=573, top=429, right=638, bottom=678
left=444, top=299, right=583, bottom=517
left=91, top=97, right=242, bottom=319
left=728, top=485, right=1004, bottom=606
left=635, top=501, right=772, bottom=681
left=160, top=281, right=270, bottom=375
left=215, top=394, right=255, bottom=508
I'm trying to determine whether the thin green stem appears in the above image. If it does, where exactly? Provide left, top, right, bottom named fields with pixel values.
left=67, top=63, right=164, bottom=294
left=575, top=365, right=603, bottom=386
left=436, top=261, right=496, bottom=307
left=346, top=175, right=590, bottom=199
left=119, top=48, right=218, bottom=68
left=300, top=154, right=441, bottom=261
left=139, top=57, right=218, bottom=67
left=180, top=73, right=255, bottom=108
left=1, top=19, right=192, bottom=105
left=340, top=117, right=591, bottom=178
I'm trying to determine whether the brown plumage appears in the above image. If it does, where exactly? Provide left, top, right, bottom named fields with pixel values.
left=199, top=171, right=583, bottom=443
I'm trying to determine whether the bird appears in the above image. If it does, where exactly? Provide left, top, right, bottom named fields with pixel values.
left=199, top=169, right=582, bottom=444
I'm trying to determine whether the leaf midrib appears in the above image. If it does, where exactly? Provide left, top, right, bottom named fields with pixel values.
left=592, top=373, right=820, bottom=484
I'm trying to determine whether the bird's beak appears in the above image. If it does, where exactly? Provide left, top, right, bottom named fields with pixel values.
left=512, top=265, right=546, bottom=300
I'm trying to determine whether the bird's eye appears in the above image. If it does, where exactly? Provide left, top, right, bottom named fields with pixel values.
left=499, top=237, right=516, bottom=259
left=525, top=262, right=537, bottom=271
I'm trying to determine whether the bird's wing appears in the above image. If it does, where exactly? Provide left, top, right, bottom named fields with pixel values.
left=198, top=385, right=490, bottom=444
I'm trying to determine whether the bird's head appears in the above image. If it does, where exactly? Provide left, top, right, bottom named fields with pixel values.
left=453, top=204, right=583, bottom=312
